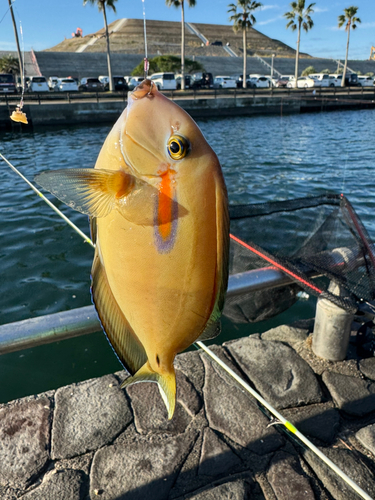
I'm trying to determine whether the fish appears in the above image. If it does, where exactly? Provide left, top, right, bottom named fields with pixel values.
left=35, top=79, right=229, bottom=419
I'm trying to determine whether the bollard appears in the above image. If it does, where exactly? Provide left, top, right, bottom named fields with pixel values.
left=312, top=281, right=354, bottom=361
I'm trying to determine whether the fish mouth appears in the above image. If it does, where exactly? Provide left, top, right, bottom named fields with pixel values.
left=130, top=79, right=156, bottom=100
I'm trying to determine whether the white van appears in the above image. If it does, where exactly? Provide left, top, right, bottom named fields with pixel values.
left=149, top=72, right=177, bottom=90
left=309, top=73, right=329, bottom=87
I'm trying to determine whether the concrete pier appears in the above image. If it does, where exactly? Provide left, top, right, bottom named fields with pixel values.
left=1, top=322, right=375, bottom=499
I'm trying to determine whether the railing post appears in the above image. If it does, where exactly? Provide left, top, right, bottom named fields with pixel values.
left=312, top=280, right=354, bottom=361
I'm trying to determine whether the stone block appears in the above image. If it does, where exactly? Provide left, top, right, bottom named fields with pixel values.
left=261, top=325, right=309, bottom=343
left=356, top=424, right=375, bottom=457
left=90, top=429, right=198, bottom=500
left=304, top=447, right=375, bottom=500
left=322, top=371, right=375, bottom=416
left=359, top=357, right=375, bottom=381
left=20, top=469, right=87, bottom=500
left=227, top=337, right=323, bottom=409
left=267, top=451, right=315, bottom=500
left=282, top=402, right=340, bottom=444
left=202, top=355, right=284, bottom=454
left=126, top=369, right=201, bottom=434
left=187, top=478, right=252, bottom=499
left=51, top=374, right=132, bottom=460
left=0, top=396, right=51, bottom=489
left=198, top=428, right=241, bottom=477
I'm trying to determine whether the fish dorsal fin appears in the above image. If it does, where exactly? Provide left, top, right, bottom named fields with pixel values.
left=35, top=168, right=135, bottom=218
left=91, top=249, right=147, bottom=375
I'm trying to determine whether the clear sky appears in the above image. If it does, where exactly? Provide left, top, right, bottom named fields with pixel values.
left=0, top=0, right=374, bottom=61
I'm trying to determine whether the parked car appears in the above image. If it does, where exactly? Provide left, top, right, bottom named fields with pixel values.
left=287, top=76, right=315, bottom=88
left=27, top=76, right=50, bottom=92
left=345, top=73, right=359, bottom=86
left=149, top=72, right=177, bottom=90
left=78, top=77, right=104, bottom=92
left=235, top=74, right=251, bottom=88
left=275, top=75, right=294, bottom=87
left=113, top=76, right=128, bottom=91
left=98, top=75, right=109, bottom=89
left=213, top=76, right=237, bottom=89
left=328, top=74, right=342, bottom=87
left=358, top=75, right=374, bottom=87
left=0, top=73, right=17, bottom=94
left=189, top=72, right=214, bottom=89
left=175, top=74, right=191, bottom=89
left=56, top=78, right=79, bottom=92
left=128, top=76, right=144, bottom=91
left=16, top=76, right=30, bottom=93
left=48, top=76, right=59, bottom=91
left=249, top=75, right=271, bottom=88
left=308, top=73, right=329, bottom=87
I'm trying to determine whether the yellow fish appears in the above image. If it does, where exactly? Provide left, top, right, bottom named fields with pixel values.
left=35, top=79, right=229, bottom=419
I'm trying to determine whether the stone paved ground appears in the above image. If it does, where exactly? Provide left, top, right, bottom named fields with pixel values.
left=1, top=324, right=375, bottom=500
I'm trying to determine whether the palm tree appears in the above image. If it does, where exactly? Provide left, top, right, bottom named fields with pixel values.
left=0, top=55, right=20, bottom=75
left=83, top=0, right=117, bottom=92
left=228, top=0, right=262, bottom=89
left=338, top=7, right=361, bottom=87
left=284, top=0, right=315, bottom=88
left=165, top=0, right=196, bottom=91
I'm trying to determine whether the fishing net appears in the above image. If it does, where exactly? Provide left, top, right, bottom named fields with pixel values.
left=225, top=194, right=375, bottom=323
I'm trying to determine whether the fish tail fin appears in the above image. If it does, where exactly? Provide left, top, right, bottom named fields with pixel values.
left=121, top=362, right=176, bottom=420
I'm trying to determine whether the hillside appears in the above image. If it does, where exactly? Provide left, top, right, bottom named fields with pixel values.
left=46, top=18, right=308, bottom=59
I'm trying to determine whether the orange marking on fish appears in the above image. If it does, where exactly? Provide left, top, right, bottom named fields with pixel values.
left=157, top=168, right=175, bottom=240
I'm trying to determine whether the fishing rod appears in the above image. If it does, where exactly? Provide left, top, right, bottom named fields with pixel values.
left=1, top=152, right=373, bottom=500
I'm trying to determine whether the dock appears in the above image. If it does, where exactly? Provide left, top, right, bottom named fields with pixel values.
left=1, top=320, right=375, bottom=499
left=1, top=87, right=375, bottom=129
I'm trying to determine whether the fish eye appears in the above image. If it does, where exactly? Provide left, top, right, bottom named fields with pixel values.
left=167, top=134, right=189, bottom=160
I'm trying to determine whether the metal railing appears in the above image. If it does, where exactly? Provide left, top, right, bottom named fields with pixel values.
left=1, top=85, right=374, bottom=107
left=0, top=244, right=362, bottom=355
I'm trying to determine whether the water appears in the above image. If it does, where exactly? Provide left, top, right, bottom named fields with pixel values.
left=1, top=109, right=375, bottom=403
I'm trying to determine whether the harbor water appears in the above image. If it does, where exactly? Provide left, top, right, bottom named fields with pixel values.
left=0, top=108, right=374, bottom=403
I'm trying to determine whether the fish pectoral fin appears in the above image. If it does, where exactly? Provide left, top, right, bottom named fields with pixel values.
left=121, top=362, right=176, bottom=420
left=91, top=250, right=147, bottom=375
left=35, top=168, right=136, bottom=217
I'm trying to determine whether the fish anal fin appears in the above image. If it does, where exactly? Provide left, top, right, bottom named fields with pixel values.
left=121, top=362, right=176, bottom=420
left=91, top=250, right=147, bottom=375
left=196, top=320, right=221, bottom=342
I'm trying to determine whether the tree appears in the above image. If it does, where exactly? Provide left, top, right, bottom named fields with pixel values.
left=301, top=65, right=316, bottom=76
left=166, top=0, right=196, bottom=91
left=7, top=0, right=23, bottom=87
left=131, top=55, right=204, bottom=77
left=0, top=54, right=20, bottom=74
left=83, top=0, right=117, bottom=92
left=338, top=6, right=361, bottom=88
left=228, top=0, right=263, bottom=89
left=284, top=0, right=315, bottom=88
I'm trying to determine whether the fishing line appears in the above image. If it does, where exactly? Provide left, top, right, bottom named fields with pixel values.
left=1, top=153, right=371, bottom=498
left=195, top=341, right=373, bottom=500
left=0, top=154, right=94, bottom=248
left=142, top=0, right=149, bottom=79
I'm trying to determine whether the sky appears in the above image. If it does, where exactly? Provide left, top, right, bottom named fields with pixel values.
left=0, top=0, right=374, bottom=61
